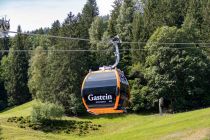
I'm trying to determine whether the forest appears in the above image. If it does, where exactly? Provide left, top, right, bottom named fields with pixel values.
left=0, top=0, right=210, bottom=116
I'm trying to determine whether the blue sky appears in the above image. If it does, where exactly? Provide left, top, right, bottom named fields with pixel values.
left=0, top=0, right=115, bottom=32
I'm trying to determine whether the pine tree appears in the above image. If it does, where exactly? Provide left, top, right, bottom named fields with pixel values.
left=107, top=0, right=123, bottom=37
left=201, top=0, right=210, bottom=42
left=89, top=17, right=110, bottom=68
left=143, top=0, right=189, bottom=38
left=89, top=17, right=105, bottom=45
left=46, top=44, right=86, bottom=115
left=0, top=66, right=7, bottom=110
left=131, top=11, right=145, bottom=64
left=183, top=0, right=210, bottom=55
left=187, top=0, right=210, bottom=42
left=29, top=2, right=101, bottom=115
left=0, top=37, right=9, bottom=110
left=78, top=0, right=99, bottom=71
left=116, top=0, right=135, bottom=73
left=1, top=26, right=31, bottom=106
left=49, top=20, right=61, bottom=45
left=80, top=0, right=99, bottom=38
left=31, top=13, right=90, bottom=115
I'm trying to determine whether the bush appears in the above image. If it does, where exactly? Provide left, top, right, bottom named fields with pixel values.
left=131, top=26, right=210, bottom=112
left=31, top=101, right=64, bottom=123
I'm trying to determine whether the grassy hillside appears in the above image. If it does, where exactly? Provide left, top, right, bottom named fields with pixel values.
left=0, top=101, right=210, bottom=140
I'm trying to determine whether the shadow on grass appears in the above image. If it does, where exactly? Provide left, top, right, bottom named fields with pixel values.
left=0, top=106, right=16, bottom=114
left=79, top=109, right=157, bottom=120
left=34, top=119, right=101, bottom=135
left=81, top=113, right=127, bottom=120
left=7, top=117, right=101, bottom=135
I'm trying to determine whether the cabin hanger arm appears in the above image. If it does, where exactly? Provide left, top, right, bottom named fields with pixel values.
left=111, top=35, right=121, bottom=69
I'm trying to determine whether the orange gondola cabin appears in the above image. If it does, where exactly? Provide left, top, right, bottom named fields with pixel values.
left=81, top=36, right=130, bottom=115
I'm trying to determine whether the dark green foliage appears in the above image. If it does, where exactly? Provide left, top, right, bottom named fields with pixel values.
left=1, top=26, right=31, bottom=106
left=129, top=63, right=151, bottom=112
left=29, top=43, right=87, bottom=115
left=0, top=38, right=10, bottom=110
left=49, top=20, right=61, bottom=45
left=143, top=0, right=189, bottom=38
left=29, top=13, right=89, bottom=115
left=0, top=37, right=10, bottom=57
left=201, top=1, right=210, bottom=42
left=107, top=0, right=123, bottom=36
left=89, top=17, right=112, bottom=68
left=186, top=0, right=210, bottom=42
left=129, top=0, right=210, bottom=113
left=131, top=11, right=146, bottom=64
left=0, top=38, right=8, bottom=109
left=79, top=0, right=99, bottom=71
left=116, top=0, right=135, bottom=74
left=28, top=0, right=100, bottom=116
left=89, top=17, right=105, bottom=43
left=31, top=27, right=50, bottom=34
left=0, top=78, right=7, bottom=110
left=46, top=13, right=88, bottom=115
left=46, top=46, right=87, bottom=115
left=80, top=0, right=99, bottom=38
left=131, top=26, right=210, bottom=112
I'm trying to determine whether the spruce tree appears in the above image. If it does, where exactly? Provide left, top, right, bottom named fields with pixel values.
left=143, top=0, right=189, bottom=38
left=76, top=0, right=99, bottom=71
left=0, top=37, right=9, bottom=110
left=30, top=0, right=100, bottom=115
left=1, top=26, right=31, bottom=106
left=0, top=67, right=7, bottom=110
left=116, top=0, right=135, bottom=73
left=80, top=0, right=99, bottom=38
left=89, top=17, right=110, bottom=68
left=131, top=11, right=145, bottom=64
left=89, top=17, right=104, bottom=44
left=201, top=0, right=210, bottom=42
left=107, top=0, right=123, bottom=37
left=187, top=0, right=210, bottom=42
left=49, top=20, right=61, bottom=45
left=31, top=13, right=89, bottom=115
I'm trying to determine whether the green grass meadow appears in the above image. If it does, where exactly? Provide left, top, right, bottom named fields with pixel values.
left=0, top=101, right=210, bottom=140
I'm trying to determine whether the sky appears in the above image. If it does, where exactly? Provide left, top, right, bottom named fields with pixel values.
left=0, top=0, right=115, bottom=32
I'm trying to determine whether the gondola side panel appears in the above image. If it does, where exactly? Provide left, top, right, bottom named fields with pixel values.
left=82, top=71, right=118, bottom=109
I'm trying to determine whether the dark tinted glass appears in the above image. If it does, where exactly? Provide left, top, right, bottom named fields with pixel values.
left=84, top=71, right=117, bottom=88
left=87, top=71, right=116, bottom=81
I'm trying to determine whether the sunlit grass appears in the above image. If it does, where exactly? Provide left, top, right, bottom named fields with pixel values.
left=0, top=101, right=210, bottom=140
